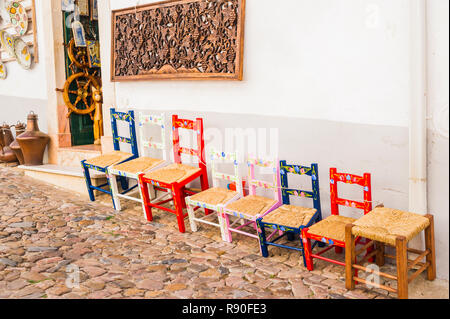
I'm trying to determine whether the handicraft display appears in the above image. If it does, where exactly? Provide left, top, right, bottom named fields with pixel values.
left=13, top=37, right=32, bottom=69
left=0, top=0, right=39, bottom=65
left=111, top=0, right=246, bottom=81
left=0, top=30, right=15, bottom=57
left=76, top=0, right=89, bottom=16
left=6, top=1, right=28, bottom=36
left=0, top=60, right=6, bottom=79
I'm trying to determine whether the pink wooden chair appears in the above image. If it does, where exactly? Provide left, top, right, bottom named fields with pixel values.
left=222, top=156, right=282, bottom=243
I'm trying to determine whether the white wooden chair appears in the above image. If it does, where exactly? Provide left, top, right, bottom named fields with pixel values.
left=107, top=113, right=167, bottom=215
left=186, top=150, right=243, bottom=241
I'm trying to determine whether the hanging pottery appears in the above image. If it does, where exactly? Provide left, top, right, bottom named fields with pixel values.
left=0, top=60, right=6, bottom=79
left=6, top=1, right=28, bottom=36
left=72, top=20, right=87, bottom=47
left=13, top=37, right=32, bottom=69
left=0, top=30, right=15, bottom=57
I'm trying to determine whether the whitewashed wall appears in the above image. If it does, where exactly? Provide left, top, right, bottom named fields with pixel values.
left=108, top=0, right=412, bottom=127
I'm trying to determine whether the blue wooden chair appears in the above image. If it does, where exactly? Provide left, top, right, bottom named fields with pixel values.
left=81, top=108, right=139, bottom=208
left=256, top=161, right=322, bottom=266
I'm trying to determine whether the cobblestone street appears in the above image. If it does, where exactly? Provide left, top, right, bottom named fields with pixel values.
left=0, top=165, right=448, bottom=299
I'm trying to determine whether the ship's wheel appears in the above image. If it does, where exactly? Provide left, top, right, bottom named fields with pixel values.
left=63, top=72, right=101, bottom=118
left=67, top=38, right=90, bottom=72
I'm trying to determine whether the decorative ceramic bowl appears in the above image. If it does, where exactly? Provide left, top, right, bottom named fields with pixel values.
left=6, top=1, right=28, bottom=36
left=13, top=37, right=32, bottom=69
left=0, top=30, right=16, bottom=57
left=0, top=60, right=7, bottom=79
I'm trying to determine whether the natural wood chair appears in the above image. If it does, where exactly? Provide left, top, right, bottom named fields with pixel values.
left=345, top=207, right=436, bottom=299
left=108, top=113, right=167, bottom=214
left=138, top=115, right=210, bottom=233
left=302, top=168, right=373, bottom=270
left=81, top=108, right=138, bottom=208
left=186, top=150, right=243, bottom=241
left=257, top=162, right=322, bottom=266
left=222, top=156, right=282, bottom=243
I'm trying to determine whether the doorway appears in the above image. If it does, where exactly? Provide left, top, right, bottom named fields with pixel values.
left=61, top=2, right=102, bottom=146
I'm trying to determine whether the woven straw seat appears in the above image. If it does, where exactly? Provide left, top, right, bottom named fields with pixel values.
left=189, top=187, right=239, bottom=206
left=352, top=207, right=430, bottom=246
left=308, top=215, right=357, bottom=242
left=111, top=157, right=164, bottom=174
left=262, top=205, right=317, bottom=229
left=85, top=151, right=133, bottom=168
left=225, top=195, right=278, bottom=217
left=144, top=163, right=201, bottom=184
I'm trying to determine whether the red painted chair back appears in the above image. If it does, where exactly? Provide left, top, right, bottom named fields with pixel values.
left=329, top=168, right=372, bottom=216
left=172, top=115, right=206, bottom=172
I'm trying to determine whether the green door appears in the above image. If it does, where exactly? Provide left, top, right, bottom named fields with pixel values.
left=62, top=12, right=100, bottom=146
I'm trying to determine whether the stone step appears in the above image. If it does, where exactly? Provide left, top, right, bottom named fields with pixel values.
left=57, top=145, right=102, bottom=168
left=18, top=164, right=107, bottom=196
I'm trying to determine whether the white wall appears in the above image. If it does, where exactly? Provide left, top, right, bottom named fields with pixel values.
left=109, top=0, right=412, bottom=127
left=427, top=0, right=449, bottom=280
left=103, top=0, right=450, bottom=279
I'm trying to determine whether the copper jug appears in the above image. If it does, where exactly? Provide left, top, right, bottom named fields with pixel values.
left=0, top=123, right=18, bottom=163
left=16, top=112, right=50, bottom=166
left=10, top=122, right=26, bottom=165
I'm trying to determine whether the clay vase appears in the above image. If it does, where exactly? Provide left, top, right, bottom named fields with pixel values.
left=10, top=122, right=26, bottom=165
left=16, top=112, right=50, bottom=166
left=0, top=123, right=18, bottom=163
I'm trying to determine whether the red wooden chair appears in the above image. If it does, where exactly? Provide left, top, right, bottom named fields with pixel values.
left=302, top=168, right=373, bottom=270
left=138, top=115, right=209, bottom=233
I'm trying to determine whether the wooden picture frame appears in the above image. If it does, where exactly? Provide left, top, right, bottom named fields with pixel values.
left=111, top=0, right=246, bottom=82
left=90, top=0, right=98, bottom=20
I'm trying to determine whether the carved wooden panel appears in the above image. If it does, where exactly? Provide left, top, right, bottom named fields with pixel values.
left=111, top=0, right=245, bottom=81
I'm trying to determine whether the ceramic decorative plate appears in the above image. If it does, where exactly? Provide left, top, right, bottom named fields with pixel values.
left=13, top=37, right=32, bottom=69
left=0, top=60, right=6, bottom=79
left=0, top=30, right=16, bottom=57
left=6, top=1, right=28, bottom=36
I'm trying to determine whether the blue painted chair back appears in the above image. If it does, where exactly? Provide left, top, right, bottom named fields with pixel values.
left=110, top=108, right=139, bottom=157
left=279, top=161, right=322, bottom=221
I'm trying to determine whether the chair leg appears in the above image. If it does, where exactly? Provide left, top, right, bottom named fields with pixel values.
left=345, top=224, right=356, bottom=290
left=138, top=174, right=153, bottom=222
left=172, top=185, right=186, bottom=233
left=301, top=228, right=314, bottom=271
left=256, top=219, right=269, bottom=258
left=299, top=231, right=307, bottom=267
left=222, top=212, right=233, bottom=243
left=81, top=162, right=95, bottom=202
left=424, top=214, right=436, bottom=281
left=119, top=176, right=129, bottom=191
left=186, top=201, right=198, bottom=232
left=376, top=241, right=385, bottom=267
left=396, top=236, right=409, bottom=299
left=108, top=172, right=121, bottom=211
left=199, top=171, right=211, bottom=215
left=136, top=176, right=148, bottom=217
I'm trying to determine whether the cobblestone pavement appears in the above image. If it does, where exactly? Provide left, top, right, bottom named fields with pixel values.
left=1, top=166, right=448, bottom=299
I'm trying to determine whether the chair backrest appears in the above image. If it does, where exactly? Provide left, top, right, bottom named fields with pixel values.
left=172, top=115, right=206, bottom=172
left=329, top=168, right=372, bottom=216
left=247, top=156, right=282, bottom=203
left=280, top=161, right=322, bottom=217
left=138, top=112, right=167, bottom=161
left=110, top=108, right=139, bottom=156
left=210, top=149, right=243, bottom=196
